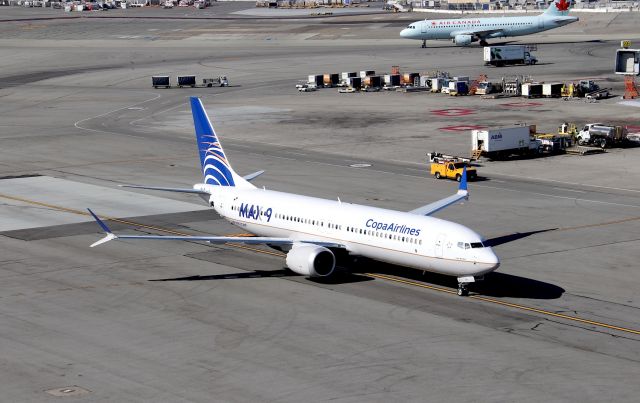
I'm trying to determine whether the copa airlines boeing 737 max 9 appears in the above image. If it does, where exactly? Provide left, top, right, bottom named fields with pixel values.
left=400, top=0, right=578, bottom=47
left=88, top=97, right=499, bottom=296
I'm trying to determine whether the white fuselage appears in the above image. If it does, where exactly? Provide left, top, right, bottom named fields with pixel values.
left=198, top=184, right=500, bottom=278
left=400, top=14, right=578, bottom=42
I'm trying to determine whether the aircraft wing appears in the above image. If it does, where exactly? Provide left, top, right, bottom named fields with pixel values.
left=408, top=167, right=469, bottom=216
left=87, top=209, right=343, bottom=249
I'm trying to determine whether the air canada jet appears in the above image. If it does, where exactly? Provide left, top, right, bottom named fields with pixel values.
left=88, top=97, right=499, bottom=296
left=400, top=0, right=578, bottom=47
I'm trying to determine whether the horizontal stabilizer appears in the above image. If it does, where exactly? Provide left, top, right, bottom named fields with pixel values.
left=119, top=184, right=210, bottom=195
left=243, top=170, right=265, bottom=182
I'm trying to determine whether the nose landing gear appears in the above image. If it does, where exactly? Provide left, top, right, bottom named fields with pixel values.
left=422, top=39, right=427, bottom=48
left=456, top=275, right=481, bottom=297
left=457, top=283, right=469, bottom=296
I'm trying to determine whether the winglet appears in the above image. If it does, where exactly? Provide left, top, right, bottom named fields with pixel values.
left=87, top=208, right=118, bottom=247
left=457, top=167, right=469, bottom=197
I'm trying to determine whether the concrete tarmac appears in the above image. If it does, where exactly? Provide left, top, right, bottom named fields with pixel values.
left=1, top=4, right=639, bottom=402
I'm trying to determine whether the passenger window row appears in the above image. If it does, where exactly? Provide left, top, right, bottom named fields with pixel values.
left=230, top=204, right=422, bottom=246
left=346, top=226, right=422, bottom=245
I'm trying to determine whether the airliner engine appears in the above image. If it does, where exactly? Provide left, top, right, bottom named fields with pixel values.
left=286, top=244, right=335, bottom=277
left=453, top=34, right=473, bottom=46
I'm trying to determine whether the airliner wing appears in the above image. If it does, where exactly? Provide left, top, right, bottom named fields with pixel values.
left=409, top=167, right=469, bottom=216
left=87, top=209, right=343, bottom=249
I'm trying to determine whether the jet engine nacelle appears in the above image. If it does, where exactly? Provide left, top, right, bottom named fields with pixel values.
left=285, top=244, right=336, bottom=277
left=453, top=34, right=473, bottom=46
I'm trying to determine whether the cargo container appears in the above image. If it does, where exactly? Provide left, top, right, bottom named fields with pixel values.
left=384, top=74, right=401, bottom=86
left=449, top=81, right=468, bottom=95
left=614, top=49, right=639, bottom=75
left=419, top=76, right=431, bottom=87
left=152, top=76, right=170, bottom=88
left=472, top=126, right=540, bottom=159
left=347, top=76, right=362, bottom=89
left=359, top=70, right=375, bottom=78
left=308, top=74, right=323, bottom=87
left=430, top=78, right=443, bottom=92
left=341, top=72, right=358, bottom=80
left=522, top=83, right=543, bottom=98
left=177, top=75, right=196, bottom=87
left=364, top=75, right=382, bottom=88
left=484, top=45, right=537, bottom=67
left=542, top=83, right=563, bottom=98
left=323, top=73, right=340, bottom=87
left=453, top=76, right=469, bottom=83
left=401, top=72, right=420, bottom=85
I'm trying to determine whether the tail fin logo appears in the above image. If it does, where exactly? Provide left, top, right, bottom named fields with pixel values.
left=555, top=0, right=570, bottom=11
left=190, top=97, right=236, bottom=187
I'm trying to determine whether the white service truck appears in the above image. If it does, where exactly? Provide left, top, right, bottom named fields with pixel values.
left=484, top=45, right=537, bottom=67
left=577, top=123, right=627, bottom=148
left=472, top=126, right=541, bottom=159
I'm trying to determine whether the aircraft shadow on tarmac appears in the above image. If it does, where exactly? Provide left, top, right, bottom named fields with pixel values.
left=347, top=256, right=564, bottom=300
left=150, top=268, right=373, bottom=284
left=484, top=228, right=556, bottom=247
left=150, top=228, right=563, bottom=298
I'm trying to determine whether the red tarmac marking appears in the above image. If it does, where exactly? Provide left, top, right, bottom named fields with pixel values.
left=431, top=108, right=476, bottom=117
left=439, top=125, right=487, bottom=132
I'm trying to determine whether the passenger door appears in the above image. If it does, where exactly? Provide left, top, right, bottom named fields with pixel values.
left=435, top=234, right=445, bottom=258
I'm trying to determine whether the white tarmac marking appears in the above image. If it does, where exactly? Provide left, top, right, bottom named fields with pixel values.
left=74, top=93, right=161, bottom=135
left=488, top=172, right=640, bottom=194
left=553, top=187, right=586, bottom=194
left=477, top=184, right=640, bottom=210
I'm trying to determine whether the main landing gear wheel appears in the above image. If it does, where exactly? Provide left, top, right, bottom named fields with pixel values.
left=422, top=40, right=427, bottom=48
left=457, top=283, right=469, bottom=297
left=479, top=40, right=489, bottom=46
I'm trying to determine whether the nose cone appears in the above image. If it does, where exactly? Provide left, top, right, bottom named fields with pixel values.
left=400, top=28, right=409, bottom=38
left=486, top=248, right=500, bottom=271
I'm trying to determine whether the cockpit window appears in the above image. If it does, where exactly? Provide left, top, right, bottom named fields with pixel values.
left=459, top=241, right=485, bottom=249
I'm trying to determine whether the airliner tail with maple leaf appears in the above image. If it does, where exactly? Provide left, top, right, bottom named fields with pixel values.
left=401, top=0, right=578, bottom=47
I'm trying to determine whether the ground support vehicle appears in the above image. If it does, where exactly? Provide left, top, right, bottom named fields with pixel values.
left=297, top=84, right=317, bottom=92
left=533, top=134, right=572, bottom=154
left=203, top=76, right=229, bottom=87
left=471, top=126, right=541, bottom=159
left=484, top=45, right=537, bottom=67
left=577, top=123, right=627, bottom=148
left=431, top=161, right=477, bottom=182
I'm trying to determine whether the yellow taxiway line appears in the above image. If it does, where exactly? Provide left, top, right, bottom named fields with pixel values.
left=2, top=192, right=639, bottom=337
